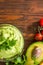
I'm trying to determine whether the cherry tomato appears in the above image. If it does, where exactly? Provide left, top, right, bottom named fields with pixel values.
left=35, top=33, right=42, bottom=41
left=39, top=19, right=43, bottom=26
left=41, top=30, right=43, bottom=35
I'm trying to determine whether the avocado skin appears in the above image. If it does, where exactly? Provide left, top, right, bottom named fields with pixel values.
left=25, top=42, right=43, bottom=65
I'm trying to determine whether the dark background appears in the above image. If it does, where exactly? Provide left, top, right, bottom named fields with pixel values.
left=0, top=0, right=43, bottom=65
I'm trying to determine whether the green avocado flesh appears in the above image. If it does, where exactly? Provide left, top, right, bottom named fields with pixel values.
left=25, top=42, right=43, bottom=65
left=0, top=24, right=24, bottom=59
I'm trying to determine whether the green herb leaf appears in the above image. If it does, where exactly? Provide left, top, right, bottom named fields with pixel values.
left=12, top=55, right=26, bottom=65
left=5, top=55, right=26, bottom=65
left=7, top=39, right=17, bottom=47
left=5, top=62, right=9, bottom=65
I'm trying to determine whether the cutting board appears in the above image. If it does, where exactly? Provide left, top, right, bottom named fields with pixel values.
left=0, top=0, right=43, bottom=65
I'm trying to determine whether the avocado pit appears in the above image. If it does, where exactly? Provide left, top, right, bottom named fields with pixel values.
left=32, top=46, right=41, bottom=58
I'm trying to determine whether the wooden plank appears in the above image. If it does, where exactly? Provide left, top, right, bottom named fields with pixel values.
left=0, top=0, right=43, bottom=64
left=0, top=0, right=43, bottom=15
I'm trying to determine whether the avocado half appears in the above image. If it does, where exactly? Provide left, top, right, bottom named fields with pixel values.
left=25, top=42, right=43, bottom=65
left=0, top=24, right=24, bottom=59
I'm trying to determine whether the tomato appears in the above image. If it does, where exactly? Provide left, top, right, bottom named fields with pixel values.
left=39, top=19, right=43, bottom=26
left=35, top=33, right=42, bottom=41
left=41, top=30, right=43, bottom=35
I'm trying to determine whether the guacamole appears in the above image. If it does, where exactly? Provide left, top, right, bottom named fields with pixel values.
left=0, top=24, right=24, bottom=59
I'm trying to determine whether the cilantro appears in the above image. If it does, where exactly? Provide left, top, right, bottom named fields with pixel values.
left=6, top=62, right=9, bottom=65
left=0, top=41, right=10, bottom=50
left=5, top=55, right=26, bottom=65
left=12, top=55, right=26, bottom=65
left=0, top=39, right=17, bottom=50
left=7, top=39, right=17, bottom=47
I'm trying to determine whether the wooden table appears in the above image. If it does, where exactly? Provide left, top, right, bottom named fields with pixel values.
left=0, top=0, right=43, bottom=65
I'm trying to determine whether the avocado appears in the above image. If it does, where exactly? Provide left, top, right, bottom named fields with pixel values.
left=0, top=24, right=24, bottom=59
left=25, top=42, right=43, bottom=65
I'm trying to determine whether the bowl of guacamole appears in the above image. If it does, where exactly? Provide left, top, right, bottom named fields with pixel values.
left=0, top=24, right=24, bottom=65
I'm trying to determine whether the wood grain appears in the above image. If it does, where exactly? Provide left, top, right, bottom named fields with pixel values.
left=0, top=0, right=43, bottom=65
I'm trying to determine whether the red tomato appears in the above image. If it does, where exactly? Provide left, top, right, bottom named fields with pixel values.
left=35, top=33, right=42, bottom=41
left=39, top=19, right=43, bottom=26
left=41, top=30, right=43, bottom=35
